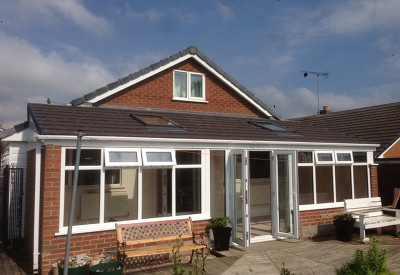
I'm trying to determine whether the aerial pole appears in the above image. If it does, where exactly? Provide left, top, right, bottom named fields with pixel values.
left=301, top=70, right=328, bottom=114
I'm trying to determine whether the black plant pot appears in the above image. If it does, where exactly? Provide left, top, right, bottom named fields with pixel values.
left=212, top=227, right=232, bottom=251
left=334, top=220, right=354, bottom=242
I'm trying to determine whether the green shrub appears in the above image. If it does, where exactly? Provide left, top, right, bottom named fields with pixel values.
left=207, top=216, right=231, bottom=229
left=336, top=237, right=394, bottom=275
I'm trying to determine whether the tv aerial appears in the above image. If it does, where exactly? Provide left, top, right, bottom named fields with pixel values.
left=301, top=70, right=328, bottom=114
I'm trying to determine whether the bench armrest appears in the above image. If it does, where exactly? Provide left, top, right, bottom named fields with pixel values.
left=382, top=208, right=400, bottom=217
left=192, top=232, right=207, bottom=246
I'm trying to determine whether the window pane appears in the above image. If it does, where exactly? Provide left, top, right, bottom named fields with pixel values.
left=174, top=71, right=187, bottom=98
left=146, top=152, right=172, bottom=162
left=109, top=152, right=138, bottom=163
left=354, top=166, right=368, bottom=198
left=66, top=149, right=101, bottom=166
left=190, top=74, right=203, bottom=98
left=335, top=166, right=352, bottom=202
left=176, top=168, right=201, bottom=215
left=64, top=170, right=100, bottom=226
left=353, top=152, right=367, bottom=163
left=298, top=166, right=314, bottom=205
left=316, top=166, right=334, bottom=203
left=176, top=150, right=201, bottom=165
left=317, top=153, right=333, bottom=162
left=142, top=169, right=172, bottom=218
left=337, top=153, right=352, bottom=162
left=210, top=151, right=225, bottom=217
left=104, top=168, right=138, bottom=222
left=298, top=152, right=313, bottom=163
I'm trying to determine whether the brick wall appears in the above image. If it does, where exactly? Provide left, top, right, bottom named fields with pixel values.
left=300, top=207, right=343, bottom=239
left=370, top=164, right=379, bottom=197
left=99, top=59, right=264, bottom=117
left=383, top=139, right=400, bottom=158
left=37, top=145, right=209, bottom=274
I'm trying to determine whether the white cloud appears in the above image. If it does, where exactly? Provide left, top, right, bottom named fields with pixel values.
left=252, top=85, right=398, bottom=119
left=2, top=0, right=112, bottom=35
left=0, top=32, right=116, bottom=128
left=126, top=7, right=164, bottom=23
left=217, top=2, right=233, bottom=21
left=320, top=0, right=400, bottom=36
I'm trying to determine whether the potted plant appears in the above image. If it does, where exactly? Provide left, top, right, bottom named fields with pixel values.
left=333, top=213, right=355, bottom=242
left=207, top=216, right=232, bottom=251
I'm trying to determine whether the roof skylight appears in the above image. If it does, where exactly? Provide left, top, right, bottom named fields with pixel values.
left=249, top=121, right=301, bottom=136
left=130, top=113, right=184, bottom=131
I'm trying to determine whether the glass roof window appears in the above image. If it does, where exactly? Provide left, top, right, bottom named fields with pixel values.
left=130, top=113, right=184, bottom=131
left=249, top=121, right=301, bottom=136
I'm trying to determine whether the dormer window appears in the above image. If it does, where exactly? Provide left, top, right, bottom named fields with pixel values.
left=173, top=70, right=205, bottom=101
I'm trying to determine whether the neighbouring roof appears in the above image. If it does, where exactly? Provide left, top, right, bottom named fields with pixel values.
left=28, top=103, right=376, bottom=146
left=70, top=45, right=281, bottom=120
left=292, top=102, right=400, bottom=157
left=0, top=121, right=29, bottom=140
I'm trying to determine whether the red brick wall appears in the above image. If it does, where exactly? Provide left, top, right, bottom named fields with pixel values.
left=24, top=149, right=36, bottom=274
left=370, top=164, right=379, bottom=197
left=300, top=207, right=343, bottom=239
left=38, top=145, right=209, bottom=274
left=99, top=59, right=264, bottom=117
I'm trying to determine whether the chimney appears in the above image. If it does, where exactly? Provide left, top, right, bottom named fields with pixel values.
left=319, top=105, right=331, bottom=115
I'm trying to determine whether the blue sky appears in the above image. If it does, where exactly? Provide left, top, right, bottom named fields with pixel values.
left=1, top=0, right=399, bottom=128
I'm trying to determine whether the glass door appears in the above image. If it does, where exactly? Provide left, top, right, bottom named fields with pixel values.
left=231, top=150, right=250, bottom=247
left=272, top=151, right=299, bottom=239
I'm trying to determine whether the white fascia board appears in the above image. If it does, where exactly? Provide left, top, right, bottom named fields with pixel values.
left=377, top=136, right=400, bottom=159
left=87, top=55, right=193, bottom=104
left=87, top=54, right=273, bottom=118
left=35, top=134, right=379, bottom=149
left=192, top=56, right=273, bottom=118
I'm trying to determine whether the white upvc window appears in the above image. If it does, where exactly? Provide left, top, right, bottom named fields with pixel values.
left=142, top=149, right=176, bottom=166
left=315, top=151, right=334, bottom=164
left=335, top=151, right=353, bottom=164
left=104, top=148, right=142, bottom=167
left=173, top=70, right=205, bottom=101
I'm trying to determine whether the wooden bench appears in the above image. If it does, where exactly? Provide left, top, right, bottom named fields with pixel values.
left=344, top=197, right=400, bottom=242
left=116, top=217, right=208, bottom=272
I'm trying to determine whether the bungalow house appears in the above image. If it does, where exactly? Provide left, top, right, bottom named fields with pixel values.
left=0, top=46, right=378, bottom=274
left=293, top=103, right=400, bottom=207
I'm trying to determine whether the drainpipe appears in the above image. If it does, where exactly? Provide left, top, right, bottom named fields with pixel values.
left=33, top=143, right=41, bottom=273
left=64, top=130, right=84, bottom=275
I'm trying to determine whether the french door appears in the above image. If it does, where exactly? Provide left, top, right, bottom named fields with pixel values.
left=272, top=151, right=299, bottom=239
left=230, top=150, right=250, bottom=247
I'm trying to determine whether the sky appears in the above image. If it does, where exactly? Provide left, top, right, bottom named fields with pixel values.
left=0, top=0, right=399, bottom=128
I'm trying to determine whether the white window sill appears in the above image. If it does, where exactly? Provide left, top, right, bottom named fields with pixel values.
left=55, top=214, right=211, bottom=236
left=299, top=202, right=344, bottom=211
left=172, top=97, right=208, bottom=103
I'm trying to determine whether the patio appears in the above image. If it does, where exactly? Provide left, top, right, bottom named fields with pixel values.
left=130, top=234, right=400, bottom=275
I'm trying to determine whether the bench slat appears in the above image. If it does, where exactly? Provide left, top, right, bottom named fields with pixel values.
left=124, top=243, right=207, bottom=258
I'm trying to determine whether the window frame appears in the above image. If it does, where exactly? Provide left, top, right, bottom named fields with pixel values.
left=173, top=70, right=206, bottom=101
left=335, top=151, right=353, bottom=164
left=142, top=149, right=176, bottom=166
left=104, top=148, right=142, bottom=167
left=315, top=151, right=335, bottom=164
left=299, top=150, right=372, bottom=211
left=58, top=147, right=207, bottom=236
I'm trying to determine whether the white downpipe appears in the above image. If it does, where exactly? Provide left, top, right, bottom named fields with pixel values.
left=33, top=143, right=41, bottom=272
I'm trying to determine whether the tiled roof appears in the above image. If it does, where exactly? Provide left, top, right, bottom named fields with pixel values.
left=70, top=46, right=281, bottom=120
left=28, top=103, right=375, bottom=146
left=292, top=102, right=400, bottom=157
